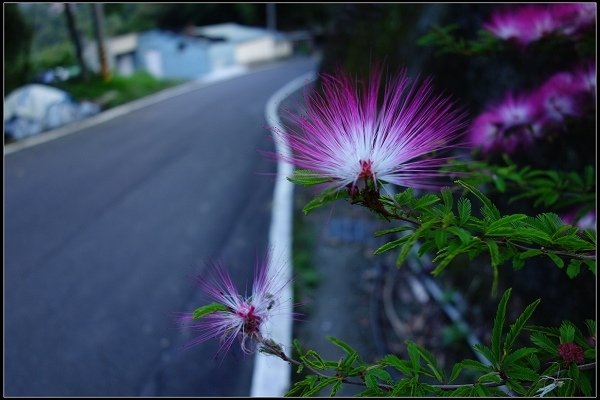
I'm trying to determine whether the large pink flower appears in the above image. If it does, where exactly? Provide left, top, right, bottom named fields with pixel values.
left=274, top=67, right=467, bottom=191
left=176, top=256, right=292, bottom=356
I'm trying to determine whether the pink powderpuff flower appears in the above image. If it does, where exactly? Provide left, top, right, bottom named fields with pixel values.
left=484, top=5, right=558, bottom=46
left=469, top=93, right=542, bottom=154
left=558, top=342, right=585, bottom=365
left=469, top=112, right=518, bottom=154
left=175, top=256, right=294, bottom=357
left=533, top=72, right=585, bottom=124
left=483, top=8, right=524, bottom=42
left=562, top=208, right=596, bottom=230
left=273, top=67, right=467, bottom=191
left=517, top=6, right=558, bottom=44
left=494, top=92, right=541, bottom=130
left=573, top=61, right=597, bottom=98
left=551, top=3, right=597, bottom=36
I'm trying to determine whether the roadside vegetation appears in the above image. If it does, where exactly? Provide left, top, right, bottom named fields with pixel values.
left=54, top=72, right=184, bottom=110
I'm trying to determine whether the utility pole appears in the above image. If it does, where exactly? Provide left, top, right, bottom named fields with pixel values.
left=91, top=3, right=110, bottom=81
left=266, top=3, right=276, bottom=32
left=64, top=3, right=89, bottom=81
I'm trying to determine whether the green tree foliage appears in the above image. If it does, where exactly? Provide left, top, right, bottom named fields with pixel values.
left=5, top=4, right=33, bottom=94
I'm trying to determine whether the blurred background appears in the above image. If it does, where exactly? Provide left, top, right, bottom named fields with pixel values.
left=4, top=3, right=596, bottom=397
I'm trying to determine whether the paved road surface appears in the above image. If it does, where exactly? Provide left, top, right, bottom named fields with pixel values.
left=4, top=57, right=317, bottom=396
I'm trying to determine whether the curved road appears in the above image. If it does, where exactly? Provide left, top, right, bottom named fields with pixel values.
left=4, top=57, right=317, bottom=396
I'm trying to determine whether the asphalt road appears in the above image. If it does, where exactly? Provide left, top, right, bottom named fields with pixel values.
left=4, top=57, right=317, bottom=396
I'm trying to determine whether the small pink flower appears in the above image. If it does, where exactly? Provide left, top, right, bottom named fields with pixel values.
left=573, top=61, right=597, bottom=98
left=175, top=255, right=293, bottom=357
left=274, top=66, right=467, bottom=191
left=469, top=93, right=542, bottom=154
left=562, top=208, right=596, bottom=230
left=551, top=3, right=597, bottom=36
left=533, top=72, right=584, bottom=124
left=485, top=3, right=596, bottom=45
left=484, top=5, right=558, bottom=46
left=558, top=342, right=585, bottom=365
left=517, top=6, right=557, bottom=44
left=484, top=9, right=524, bottom=42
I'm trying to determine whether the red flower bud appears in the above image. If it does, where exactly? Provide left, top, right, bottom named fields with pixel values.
left=558, top=342, right=585, bottom=364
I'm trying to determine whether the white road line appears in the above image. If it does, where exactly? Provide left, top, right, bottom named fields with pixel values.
left=251, top=72, right=316, bottom=397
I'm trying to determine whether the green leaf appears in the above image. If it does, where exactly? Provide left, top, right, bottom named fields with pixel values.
left=302, top=350, right=326, bottom=370
left=566, top=259, right=582, bottom=278
left=192, top=303, right=228, bottom=319
left=394, top=188, right=415, bottom=206
left=486, top=240, right=501, bottom=267
left=512, top=255, right=525, bottom=270
left=447, top=226, right=473, bottom=245
left=503, top=347, right=538, bottom=366
left=441, top=187, right=454, bottom=210
left=526, top=325, right=560, bottom=337
left=583, top=259, right=596, bottom=274
left=505, top=365, right=538, bottom=381
left=381, top=354, right=415, bottom=376
left=329, top=380, right=342, bottom=397
left=477, top=371, right=502, bottom=384
left=577, top=370, right=592, bottom=397
left=450, top=359, right=491, bottom=382
left=491, top=288, right=512, bottom=364
left=374, top=234, right=411, bottom=255
left=473, top=344, right=495, bottom=364
left=286, top=376, right=316, bottom=397
left=406, top=341, right=421, bottom=372
left=434, top=230, right=449, bottom=249
left=292, top=338, right=304, bottom=355
left=413, top=194, right=440, bottom=210
left=547, top=252, right=564, bottom=269
left=492, top=174, right=506, bottom=192
left=518, top=249, right=543, bottom=260
left=456, top=180, right=500, bottom=220
left=504, top=298, right=541, bottom=353
left=366, top=367, right=393, bottom=387
left=457, top=197, right=471, bottom=225
left=396, top=220, right=436, bottom=266
left=327, top=336, right=357, bottom=355
left=585, top=319, right=596, bottom=337
left=486, top=214, right=527, bottom=235
left=302, top=188, right=349, bottom=215
left=406, top=340, right=445, bottom=382
left=560, top=321, right=576, bottom=343
left=374, top=225, right=414, bottom=237
left=303, top=377, right=338, bottom=396
left=527, top=353, right=540, bottom=371
left=287, top=169, right=332, bottom=186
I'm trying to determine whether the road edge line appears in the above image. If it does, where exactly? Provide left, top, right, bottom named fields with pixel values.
left=251, top=71, right=316, bottom=397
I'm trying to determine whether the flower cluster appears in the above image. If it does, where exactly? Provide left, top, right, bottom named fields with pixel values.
left=557, top=342, right=585, bottom=365
left=273, top=67, right=467, bottom=192
left=484, top=3, right=596, bottom=46
left=175, top=257, right=291, bottom=357
left=469, top=61, right=596, bottom=154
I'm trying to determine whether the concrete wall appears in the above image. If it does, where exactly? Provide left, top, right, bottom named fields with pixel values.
left=234, top=36, right=292, bottom=65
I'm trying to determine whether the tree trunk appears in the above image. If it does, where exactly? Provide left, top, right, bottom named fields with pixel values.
left=65, top=3, right=89, bottom=81
left=91, top=3, right=110, bottom=81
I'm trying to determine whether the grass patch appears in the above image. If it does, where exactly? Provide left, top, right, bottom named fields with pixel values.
left=54, top=72, right=185, bottom=109
left=292, top=191, right=320, bottom=310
